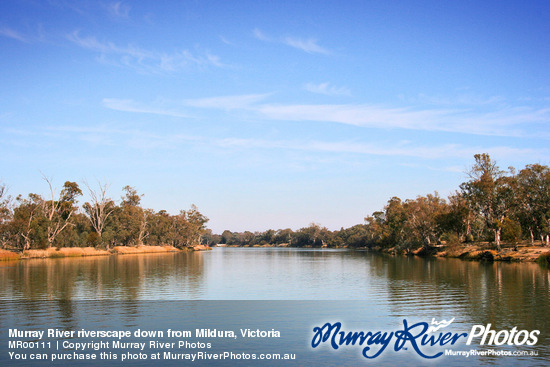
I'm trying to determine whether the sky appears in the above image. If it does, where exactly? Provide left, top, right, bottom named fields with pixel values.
left=1, top=0, right=550, bottom=233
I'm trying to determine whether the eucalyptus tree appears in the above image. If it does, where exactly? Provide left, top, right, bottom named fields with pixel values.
left=181, top=205, right=209, bottom=247
left=83, top=182, right=115, bottom=248
left=459, top=154, right=514, bottom=250
left=42, top=177, right=82, bottom=248
left=147, top=210, right=174, bottom=246
left=435, top=192, right=471, bottom=242
left=364, top=211, right=386, bottom=246
left=516, top=164, right=550, bottom=245
left=113, top=186, right=148, bottom=246
left=383, top=197, right=408, bottom=247
left=404, top=193, right=447, bottom=246
left=0, top=183, right=12, bottom=248
left=274, top=228, right=294, bottom=246
left=13, top=193, right=45, bottom=250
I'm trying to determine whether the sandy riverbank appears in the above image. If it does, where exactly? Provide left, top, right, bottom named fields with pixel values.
left=388, top=243, right=550, bottom=263
left=0, top=244, right=212, bottom=261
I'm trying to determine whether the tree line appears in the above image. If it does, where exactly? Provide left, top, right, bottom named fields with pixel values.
left=218, top=154, right=550, bottom=251
left=2, top=154, right=549, bottom=252
left=0, top=179, right=209, bottom=251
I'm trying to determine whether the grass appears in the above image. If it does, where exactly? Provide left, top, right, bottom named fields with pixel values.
left=0, top=249, right=20, bottom=261
left=1, top=245, right=190, bottom=260
left=111, top=245, right=182, bottom=254
left=21, top=247, right=110, bottom=259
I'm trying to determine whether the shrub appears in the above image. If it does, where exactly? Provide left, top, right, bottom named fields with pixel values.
left=502, top=218, right=522, bottom=244
left=537, top=252, right=550, bottom=267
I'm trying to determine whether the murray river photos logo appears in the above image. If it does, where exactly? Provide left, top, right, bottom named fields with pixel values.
left=311, top=318, right=540, bottom=359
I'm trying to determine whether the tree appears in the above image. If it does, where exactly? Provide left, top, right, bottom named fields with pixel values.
left=364, top=211, right=385, bottom=246
left=460, top=154, right=513, bottom=250
left=0, top=183, right=13, bottom=248
left=404, top=193, right=447, bottom=246
left=383, top=197, right=408, bottom=247
left=42, top=177, right=82, bottom=248
left=13, top=193, right=45, bottom=250
left=274, top=228, right=294, bottom=246
left=337, top=224, right=372, bottom=248
left=181, top=205, right=209, bottom=247
left=121, top=185, right=142, bottom=207
left=83, top=182, right=115, bottom=248
left=436, top=192, right=471, bottom=242
left=516, top=164, right=550, bottom=245
left=113, top=186, right=148, bottom=246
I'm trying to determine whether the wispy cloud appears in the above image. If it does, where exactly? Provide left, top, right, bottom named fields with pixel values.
left=102, top=98, right=189, bottom=117
left=67, top=31, right=225, bottom=73
left=107, top=1, right=131, bottom=18
left=253, top=28, right=268, bottom=41
left=68, top=31, right=149, bottom=57
left=0, top=26, right=29, bottom=42
left=100, top=91, right=550, bottom=138
left=10, top=120, right=548, bottom=162
left=210, top=136, right=548, bottom=161
left=257, top=103, right=448, bottom=130
left=103, top=94, right=271, bottom=116
left=253, top=28, right=330, bottom=54
left=219, top=35, right=234, bottom=45
left=283, top=37, right=329, bottom=54
left=401, top=92, right=505, bottom=106
left=44, top=124, right=203, bottom=150
left=255, top=103, right=550, bottom=138
left=184, top=94, right=271, bottom=110
left=304, top=82, right=350, bottom=96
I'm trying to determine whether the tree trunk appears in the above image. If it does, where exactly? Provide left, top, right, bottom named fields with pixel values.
left=494, top=228, right=502, bottom=251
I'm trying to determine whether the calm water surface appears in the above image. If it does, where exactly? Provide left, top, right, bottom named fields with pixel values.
left=1, top=248, right=549, bottom=366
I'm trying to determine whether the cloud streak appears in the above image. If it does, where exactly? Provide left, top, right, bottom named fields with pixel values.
left=283, top=37, right=329, bottom=54
left=68, top=31, right=224, bottom=73
left=101, top=93, right=550, bottom=138
left=184, top=94, right=271, bottom=110
left=211, top=136, right=548, bottom=161
left=254, top=28, right=330, bottom=54
left=107, top=1, right=131, bottom=18
left=304, top=82, right=351, bottom=96
left=0, top=26, right=30, bottom=42
left=102, top=98, right=189, bottom=117
left=256, top=103, right=550, bottom=137
left=40, top=125, right=546, bottom=161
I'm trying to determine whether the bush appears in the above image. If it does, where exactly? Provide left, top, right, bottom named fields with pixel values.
left=87, top=232, right=101, bottom=247
left=502, top=218, right=522, bottom=244
left=538, top=252, right=550, bottom=267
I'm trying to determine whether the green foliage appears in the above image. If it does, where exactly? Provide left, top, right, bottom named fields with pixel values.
left=0, top=180, right=210, bottom=251
left=501, top=218, right=522, bottom=244
left=2, top=154, right=550, bottom=252
left=87, top=231, right=101, bottom=247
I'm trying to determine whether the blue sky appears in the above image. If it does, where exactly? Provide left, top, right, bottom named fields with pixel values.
left=1, top=0, right=549, bottom=233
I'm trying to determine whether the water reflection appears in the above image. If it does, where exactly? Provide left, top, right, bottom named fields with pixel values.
left=0, top=252, right=206, bottom=300
left=1, top=248, right=549, bottom=365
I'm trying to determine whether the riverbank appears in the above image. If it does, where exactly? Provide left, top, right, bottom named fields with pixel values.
left=2, top=243, right=547, bottom=263
left=381, top=243, right=550, bottom=263
left=0, top=245, right=211, bottom=261
left=222, top=242, right=550, bottom=264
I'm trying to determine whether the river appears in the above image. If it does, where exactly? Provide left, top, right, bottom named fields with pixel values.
left=1, top=248, right=549, bottom=366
